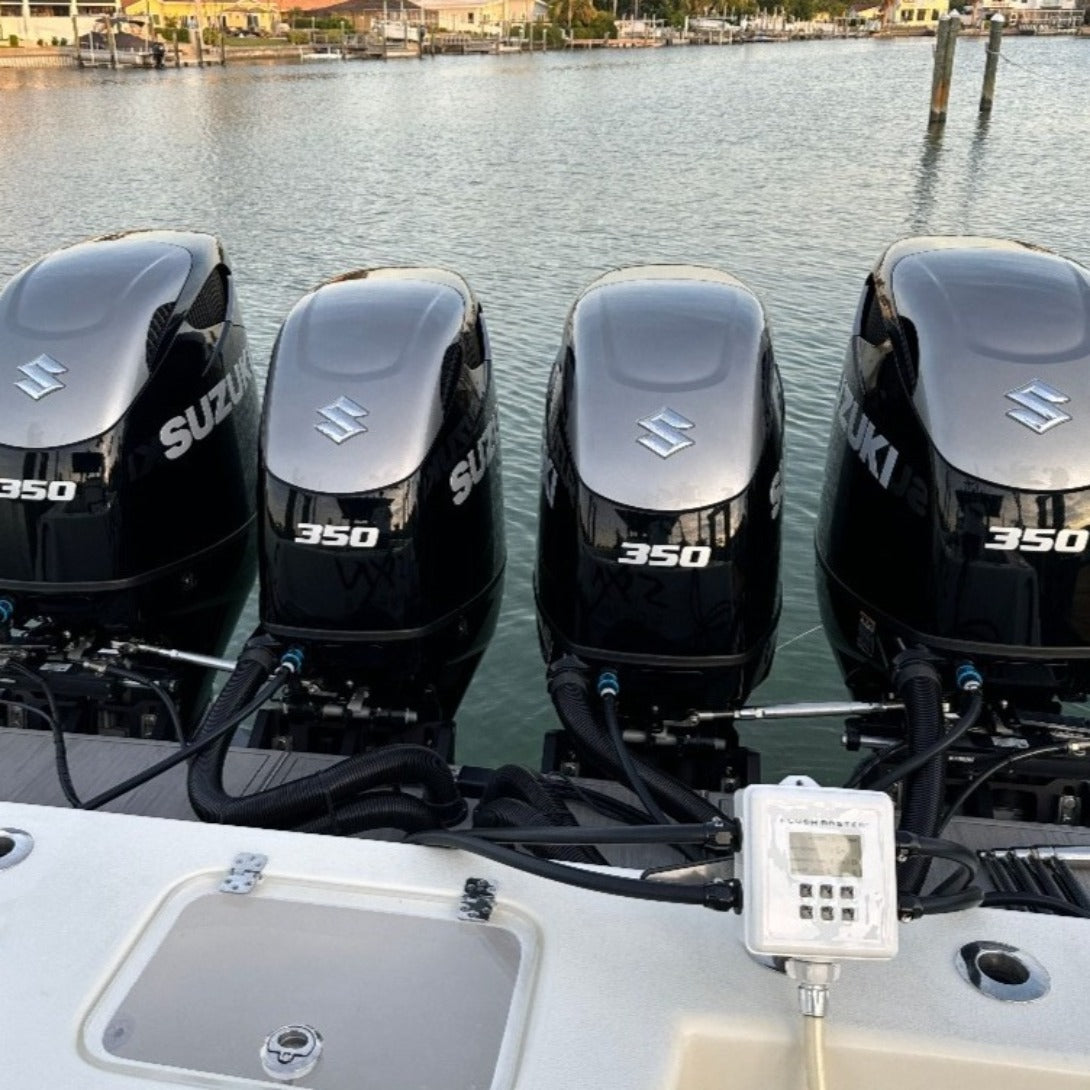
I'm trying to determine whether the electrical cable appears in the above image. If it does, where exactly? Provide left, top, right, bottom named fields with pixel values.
left=935, top=743, right=1071, bottom=836
left=407, top=829, right=741, bottom=911
left=78, top=666, right=291, bottom=811
left=100, top=663, right=186, bottom=743
left=3, top=660, right=81, bottom=808
left=0, top=697, right=57, bottom=730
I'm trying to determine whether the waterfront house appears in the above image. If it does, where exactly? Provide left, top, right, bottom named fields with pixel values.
left=290, top=0, right=545, bottom=32
left=0, top=0, right=118, bottom=47
left=120, top=0, right=278, bottom=35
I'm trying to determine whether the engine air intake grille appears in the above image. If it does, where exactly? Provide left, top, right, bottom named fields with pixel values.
left=188, top=268, right=228, bottom=329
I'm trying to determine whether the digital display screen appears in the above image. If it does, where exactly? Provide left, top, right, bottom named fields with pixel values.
left=788, top=832, right=863, bottom=878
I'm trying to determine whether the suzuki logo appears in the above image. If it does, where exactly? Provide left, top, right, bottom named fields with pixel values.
left=637, top=407, right=695, bottom=459
left=15, top=354, right=67, bottom=400
left=1005, top=380, right=1072, bottom=435
left=315, top=396, right=368, bottom=444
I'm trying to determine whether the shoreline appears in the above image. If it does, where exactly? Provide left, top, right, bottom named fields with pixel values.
left=0, top=23, right=1086, bottom=70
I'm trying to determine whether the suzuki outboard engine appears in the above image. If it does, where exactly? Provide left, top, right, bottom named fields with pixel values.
left=536, top=266, right=784, bottom=791
left=817, top=237, right=1090, bottom=705
left=254, top=268, right=504, bottom=757
left=0, top=231, right=258, bottom=738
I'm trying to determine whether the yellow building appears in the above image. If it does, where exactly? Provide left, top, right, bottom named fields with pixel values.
left=894, top=0, right=949, bottom=27
left=121, top=0, right=279, bottom=34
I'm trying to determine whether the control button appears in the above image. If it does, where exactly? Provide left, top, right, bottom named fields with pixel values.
left=842, top=907, right=856, bottom=922
left=800, top=905, right=814, bottom=920
left=819, top=884, right=834, bottom=899
left=799, top=883, right=813, bottom=899
left=820, top=906, right=834, bottom=921
left=840, top=885, right=855, bottom=900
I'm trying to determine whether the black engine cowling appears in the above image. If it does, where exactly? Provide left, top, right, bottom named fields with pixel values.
left=535, top=266, right=784, bottom=752
left=257, top=268, right=505, bottom=749
left=817, top=236, right=1090, bottom=705
left=0, top=230, right=258, bottom=730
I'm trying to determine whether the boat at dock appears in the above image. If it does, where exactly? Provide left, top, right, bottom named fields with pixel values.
left=1, top=231, right=1089, bottom=1088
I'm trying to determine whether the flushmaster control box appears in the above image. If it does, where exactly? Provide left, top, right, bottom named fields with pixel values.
left=740, top=779, right=898, bottom=961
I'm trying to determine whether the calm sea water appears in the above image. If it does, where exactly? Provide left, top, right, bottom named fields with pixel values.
left=1, top=37, right=1088, bottom=781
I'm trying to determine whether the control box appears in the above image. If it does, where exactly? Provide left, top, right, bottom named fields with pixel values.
left=740, top=779, right=898, bottom=960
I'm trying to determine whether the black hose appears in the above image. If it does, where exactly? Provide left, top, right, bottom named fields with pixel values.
left=101, top=663, right=185, bottom=743
left=3, top=660, right=81, bottom=807
left=936, top=743, right=1071, bottom=836
left=79, top=665, right=292, bottom=811
left=866, top=689, right=984, bottom=793
left=601, top=689, right=670, bottom=825
left=475, top=796, right=606, bottom=864
left=547, top=657, right=722, bottom=824
left=898, top=887, right=984, bottom=918
left=891, top=650, right=945, bottom=893
left=981, top=891, right=1090, bottom=918
left=294, top=793, right=438, bottom=836
left=187, top=653, right=465, bottom=832
left=463, top=822, right=726, bottom=846
left=408, top=829, right=742, bottom=911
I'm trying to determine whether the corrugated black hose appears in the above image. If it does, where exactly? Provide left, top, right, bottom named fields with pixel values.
left=546, top=656, right=722, bottom=824
left=186, top=646, right=465, bottom=832
left=892, top=650, right=945, bottom=893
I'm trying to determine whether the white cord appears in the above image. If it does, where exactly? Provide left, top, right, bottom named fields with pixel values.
left=803, top=1013, right=828, bottom=1090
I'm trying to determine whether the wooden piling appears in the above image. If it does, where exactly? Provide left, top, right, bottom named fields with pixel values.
left=219, top=23, right=226, bottom=65
left=106, top=16, right=119, bottom=69
left=928, top=12, right=960, bottom=126
left=72, top=14, right=83, bottom=67
left=979, top=14, right=1004, bottom=114
left=173, top=32, right=180, bottom=66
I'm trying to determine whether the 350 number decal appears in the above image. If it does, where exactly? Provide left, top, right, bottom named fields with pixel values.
left=984, top=527, right=1089, bottom=553
left=294, top=523, right=379, bottom=548
left=617, top=543, right=711, bottom=568
left=0, top=478, right=76, bottom=502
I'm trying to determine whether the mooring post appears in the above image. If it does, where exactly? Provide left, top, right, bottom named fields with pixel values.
left=173, top=32, right=180, bottom=66
left=979, top=13, right=1004, bottom=114
left=106, top=15, right=118, bottom=68
left=72, top=14, right=83, bottom=67
left=928, top=12, right=960, bottom=126
left=219, top=25, right=226, bottom=65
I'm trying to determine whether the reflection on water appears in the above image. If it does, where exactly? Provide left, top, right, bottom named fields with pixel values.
left=1, top=38, right=1089, bottom=780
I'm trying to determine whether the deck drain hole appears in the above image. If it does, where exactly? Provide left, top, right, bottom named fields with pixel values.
left=0, top=829, right=33, bottom=870
left=955, top=941, right=1049, bottom=1002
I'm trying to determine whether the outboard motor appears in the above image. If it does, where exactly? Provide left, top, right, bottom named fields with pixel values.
left=536, top=266, right=784, bottom=792
left=817, top=236, right=1090, bottom=705
left=818, top=237, right=1090, bottom=828
left=253, top=268, right=505, bottom=757
left=0, top=230, right=258, bottom=737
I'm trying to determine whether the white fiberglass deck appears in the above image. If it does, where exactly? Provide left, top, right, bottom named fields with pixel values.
left=0, top=802, right=1087, bottom=1089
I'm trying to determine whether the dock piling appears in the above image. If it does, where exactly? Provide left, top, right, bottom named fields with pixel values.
left=928, top=12, right=960, bottom=126
left=979, top=14, right=1004, bottom=114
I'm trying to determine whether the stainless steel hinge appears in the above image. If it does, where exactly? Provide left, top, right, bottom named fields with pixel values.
left=219, top=852, right=268, bottom=894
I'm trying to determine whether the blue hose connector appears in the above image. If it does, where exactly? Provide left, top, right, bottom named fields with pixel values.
left=597, top=670, right=620, bottom=699
left=955, top=663, right=982, bottom=692
left=0, top=599, right=13, bottom=625
left=280, top=646, right=305, bottom=674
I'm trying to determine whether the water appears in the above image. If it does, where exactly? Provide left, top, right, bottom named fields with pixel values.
left=1, top=37, right=1088, bottom=782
